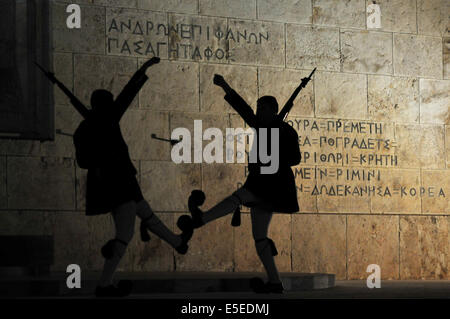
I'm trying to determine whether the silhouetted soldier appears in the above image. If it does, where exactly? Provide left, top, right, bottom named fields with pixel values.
left=44, top=57, right=192, bottom=297
left=181, top=73, right=311, bottom=293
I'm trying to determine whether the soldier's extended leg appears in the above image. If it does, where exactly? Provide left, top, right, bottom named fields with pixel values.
left=136, top=199, right=191, bottom=254
left=188, top=187, right=258, bottom=227
left=99, top=201, right=136, bottom=288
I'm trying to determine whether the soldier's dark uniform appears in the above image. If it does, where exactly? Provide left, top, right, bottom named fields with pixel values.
left=74, top=71, right=147, bottom=216
left=69, top=62, right=187, bottom=297
left=183, top=82, right=302, bottom=294
left=224, top=89, right=300, bottom=214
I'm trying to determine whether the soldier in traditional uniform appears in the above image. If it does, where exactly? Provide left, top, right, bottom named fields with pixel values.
left=181, top=74, right=309, bottom=293
left=48, top=57, right=192, bottom=297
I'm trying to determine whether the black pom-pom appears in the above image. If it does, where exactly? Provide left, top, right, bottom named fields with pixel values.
left=190, top=190, right=206, bottom=206
left=177, top=215, right=193, bottom=232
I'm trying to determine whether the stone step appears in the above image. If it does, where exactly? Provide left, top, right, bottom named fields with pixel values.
left=0, top=236, right=54, bottom=276
left=0, top=272, right=335, bottom=297
left=0, top=236, right=54, bottom=267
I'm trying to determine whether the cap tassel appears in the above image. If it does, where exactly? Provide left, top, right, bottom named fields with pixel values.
left=140, top=220, right=151, bottom=242
left=231, top=206, right=241, bottom=227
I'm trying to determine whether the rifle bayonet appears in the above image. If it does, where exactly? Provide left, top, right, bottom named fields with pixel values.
left=279, top=67, right=316, bottom=121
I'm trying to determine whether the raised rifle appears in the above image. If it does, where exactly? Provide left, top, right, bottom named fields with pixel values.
left=34, top=61, right=55, bottom=81
left=278, top=67, right=316, bottom=121
left=231, top=68, right=316, bottom=228
left=35, top=61, right=90, bottom=119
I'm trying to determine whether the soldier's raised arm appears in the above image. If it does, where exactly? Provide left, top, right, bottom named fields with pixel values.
left=213, top=74, right=256, bottom=127
left=113, top=57, right=160, bottom=121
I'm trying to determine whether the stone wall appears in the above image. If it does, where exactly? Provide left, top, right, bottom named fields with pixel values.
left=0, top=0, right=449, bottom=280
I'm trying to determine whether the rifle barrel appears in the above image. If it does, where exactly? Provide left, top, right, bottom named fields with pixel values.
left=34, top=61, right=46, bottom=74
left=151, top=134, right=182, bottom=145
left=281, top=67, right=316, bottom=121
left=34, top=61, right=54, bottom=79
left=308, top=67, right=317, bottom=79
